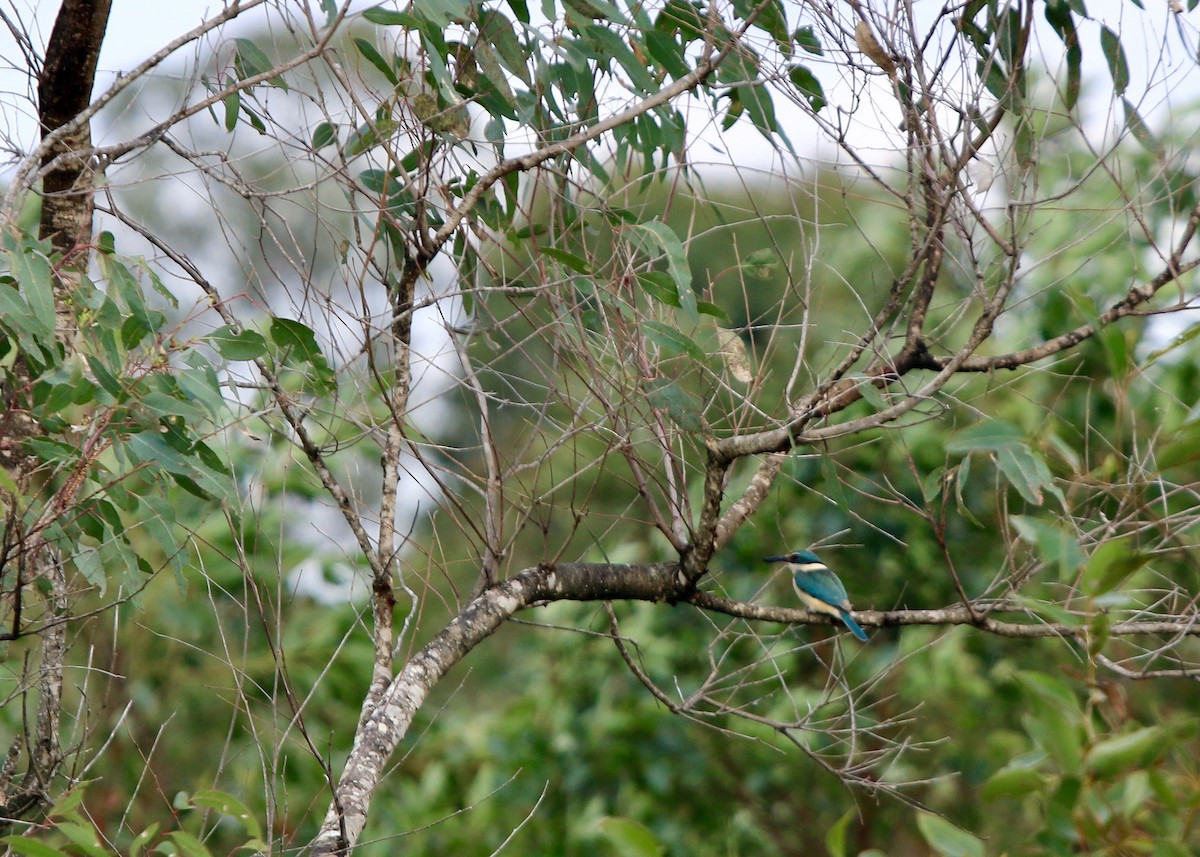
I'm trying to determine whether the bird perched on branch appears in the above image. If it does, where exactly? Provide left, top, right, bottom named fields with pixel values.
left=763, top=549, right=868, bottom=641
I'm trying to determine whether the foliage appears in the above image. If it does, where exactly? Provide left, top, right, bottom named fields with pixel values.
left=3, top=0, right=1200, bottom=856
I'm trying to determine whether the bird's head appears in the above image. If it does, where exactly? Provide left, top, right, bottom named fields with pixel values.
left=762, top=549, right=824, bottom=568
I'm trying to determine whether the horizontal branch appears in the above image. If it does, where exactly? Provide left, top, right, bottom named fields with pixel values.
left=690, top=592, right=1200, bottom=639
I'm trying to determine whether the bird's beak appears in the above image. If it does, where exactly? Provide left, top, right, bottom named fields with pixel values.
left=762, top=555, right=788, bottom=563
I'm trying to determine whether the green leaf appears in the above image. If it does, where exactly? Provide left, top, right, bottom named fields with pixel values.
left=130, top=824, right=161, bottom=857
left=596, top=816, right=666, bottom=857
left=74, top=547, right=106, bottom=593
left=189, top=790, right=263, bottom=842
left=1044, top=1, right=1081, bottom=109
left=1083, top=537, right=1152, bottom=597
left=269, top=317, right=336, bottom=392
left=542, top=247, right=592, bottom=274
left=628, top=221, right=695, bottom=322
left=124, top=432, right=228, bottom=500
left=824, top=809, right=854, bottom=857
left=696, top=300, right=729, bottom=322
left=145, top=267, right=179, bottom=309
left=413, top=0, right=472, bottom=24
left=166, top=830, right=213, bottom=857
left=233, top=38, right=288, bottom=90
left=646, top=378, right=704, bottom=432
left=54, top=822, right=107, bottom=857
left=788, top=65, right=826, bottom=112
left=584, top=26, right=655, bottom=93
left=208, top=325, right=267, bottom=361
left=139, top=495, right=187, bottom=576
left=642, top=321, right=705, bottom=363
left=982, top=765, right=1048, bottom=800
left=794, top=25, right=823, bottom=55
left=86, top=354, right=124, bottom=400
left=362, top=6, right=416, bottom=25
left=44, top=783, right=87, bottom=818
left=353, top=37, right=398, bottom=85
left=6, top=237, right=56, bottom=343
left=1122, top=98, right=1162, bottom=155
left=479, top=10, right=531, bottom=85
left=946, top=419, right=1024, bottom=452
left=1085, top=726, right=1168, bottom=778
left=312, top=122, right=338, bottom=149
left=1, top=836, right=68, bottom=857
left=223, top=84, right=240, bottom=132
left=1015, top=669, right=1081, bottom=712
left=1100, top=26, right=1129, bottom=95
left=1143, top=320, right=1200, bottom=366
left=1012, top=593, right=1085, bottom=632
left=177, top=362, right=227, bottom=418
left=916, top=812, right=984, bottom=857
left=1010, top=515, right=1084, bottom=578
left=645, top=30, right=690, bottom=80
left=1153, top=843, right=1193, bottom=857
left=996, top=443, right=1057, bottom=506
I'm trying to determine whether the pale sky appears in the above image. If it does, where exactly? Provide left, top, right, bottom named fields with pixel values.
left=3, top=0, right=1198, bottom=173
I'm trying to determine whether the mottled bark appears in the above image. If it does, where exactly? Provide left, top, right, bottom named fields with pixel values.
left=0, top=0, right=111, bottom=822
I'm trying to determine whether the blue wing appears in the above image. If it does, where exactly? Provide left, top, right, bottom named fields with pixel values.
left=793, top=568, right=851, bottom=610
left=795, top=568, right=869, bottom=641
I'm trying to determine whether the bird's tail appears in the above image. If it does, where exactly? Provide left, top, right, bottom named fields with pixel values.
left=840, top=610, right=869, bottom=642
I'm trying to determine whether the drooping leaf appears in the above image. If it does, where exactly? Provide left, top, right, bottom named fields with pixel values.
left=269, top=316, right=336, bottom=392
left=628, top=221, right=696, bottom=322
left=542, top=247, right=592, bottom=274
left=223, top=84, right=240, bottom=132
left=788, top=64, right=826, bottom=112
left=916, top=812, right=984, bottom=857
left=166, top=830, right=214, bottom=857
left=945, top=419, right=1025, bottom=452
left=1122, top=98, right=1162, bottom=155
left=1085, top=727, right=1169, bottom=778
left=824, top=809, right=854, bottom=857
left=6, top=236, right=56, bottom=343
left=645, top=378, right=704, bottom=432
left=233, top=38, right=288, bottom=90
left=208, top=325, right=267, bottom=361
left=353, top=37, right=399, bottom=85
left=596, top=816, right=666, bottom=857
left=1083, top=537, right=1152, bottom=597
left=412, top=0, right=472, bottom=25
left=1044, top=1, right=1081, bottom=109
left=1100, top=25, right=1130, bottom=95
left=1, top=836, right=69, bottom=857
left=189, top=790, right=264, bottom=842
left=982, top=765, right=1048, bottom=800
left=644, top=30, right=690, bottom=80
left=1010, top=515, right=1084, bottom=577
left=996, top=443, right=1058, bottom=506
left=794, top=25, right=823, bottom=55
left=642, top=321, right=705, bottom=363
left=362, top=6, right=416, bottom=25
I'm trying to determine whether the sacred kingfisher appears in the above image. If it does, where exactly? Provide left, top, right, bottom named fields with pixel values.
left=763, top=549, right=869, bottom=641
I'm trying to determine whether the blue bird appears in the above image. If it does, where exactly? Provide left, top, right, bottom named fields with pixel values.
left=763, top=549, right=869, bottom=641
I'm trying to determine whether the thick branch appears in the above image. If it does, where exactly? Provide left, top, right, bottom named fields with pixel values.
left=37, top=0, right=111, bottom=263
left=310, top=562, right=680, bottom=856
